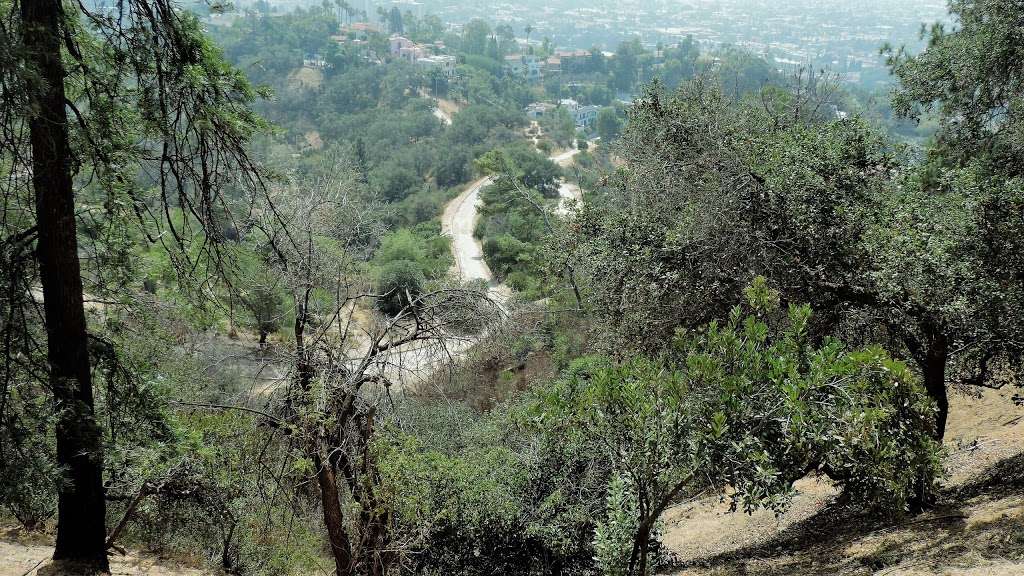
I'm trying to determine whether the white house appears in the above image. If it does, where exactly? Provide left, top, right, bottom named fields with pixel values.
left=559, top=98, right=580, bottom=114
left=559, top=99, right=598, bottom=128
left=575, top=105, right=600, bottom=128
left=303, top=53, right=331, bottom=69
left=418, top=55, right=457, bottom=80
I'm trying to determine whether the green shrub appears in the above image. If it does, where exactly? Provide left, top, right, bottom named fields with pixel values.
left=374, top=400, right=605, bottom=576
left=528, top=279, right=941, bottom=574
left=377, top=259, right=426, bottom=315
left=376, top=229, right=427, bottom=264
left=482, top=234, right=533, bottom=280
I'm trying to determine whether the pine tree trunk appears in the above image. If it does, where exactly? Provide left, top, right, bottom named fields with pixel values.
left=19, top=0, right=109, bottom=570
left=910, top=333, right=949, bottom=512
left=923, top=336, right=949, bottom=441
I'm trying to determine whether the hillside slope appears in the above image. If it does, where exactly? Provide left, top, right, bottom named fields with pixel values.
left=3, top=390, right=1020, bottom=575
left=665, top=386, right=1024, bottom=576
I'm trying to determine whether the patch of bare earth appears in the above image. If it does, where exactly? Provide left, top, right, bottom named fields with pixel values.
left=287, top=66, right=322, bottom=90
left=0, top=528, right=207, bottom=576
left=664, top=386, right=1024, bottom=575
left=435, top=97, right=460, bottom=119
left=303, top=130, right=323, bottom=150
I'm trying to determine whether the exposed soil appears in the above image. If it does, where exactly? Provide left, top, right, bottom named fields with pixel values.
left=440, top=176, right=501, bottom=289
left=286, top=66, right=322, bottom=90
left=435, top=97, right=461, bottom=119
left=303, top=130, right=323, bottom=150
left=663, top=386, right=1024, bottom=576
left=0, top=529, right=206, bottom=576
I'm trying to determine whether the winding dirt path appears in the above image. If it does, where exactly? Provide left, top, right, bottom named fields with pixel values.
left=440, top=175, right=513, bottom=302
left=440, top=144, right=583, bottom=300
left=551, top=147, right=583, bottom=215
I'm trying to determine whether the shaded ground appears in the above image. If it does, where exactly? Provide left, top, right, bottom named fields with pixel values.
left=664, top=386, right=1024, bottom=576
left=0, top=529, right=205, bottom=576
left=669, top=454, right=1024, bottom=576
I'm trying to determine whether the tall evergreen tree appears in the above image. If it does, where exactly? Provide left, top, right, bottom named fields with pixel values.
left=17, top=0, right=107, bottom=568
left=1, top=0, right=267, bottom=569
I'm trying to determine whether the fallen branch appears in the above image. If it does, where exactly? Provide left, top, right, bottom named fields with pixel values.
left=20, top=557, right=45, bottom=576
left=106, top=481, right=156, bottom=553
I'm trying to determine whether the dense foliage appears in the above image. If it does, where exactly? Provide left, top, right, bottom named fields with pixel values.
left=1, top=1, right=1021, bottom=575
left=564, top=70, right=1023, bottom=443
left=374, top=281, right=939, bottom=576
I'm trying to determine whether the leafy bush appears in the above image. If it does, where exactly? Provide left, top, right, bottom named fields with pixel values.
left=372, top=282, right=938, bottom=576
left=376, top=229, right=428, bottom=264
left=482, top=234, right=533, bottom=280
left=377, top=259, right=426, bottom=315
left=530, top=278, right=940, bottom=574
left=370, top=163, right=421, bottom=202
left=372, top=397, right=607, bottom=576
left=241, top=283, right=285, bottom=344
left=594, top=475, right=642, bottom=576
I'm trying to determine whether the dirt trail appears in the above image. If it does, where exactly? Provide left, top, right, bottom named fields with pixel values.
left=440, top=175, right=509, bottom=302
left=0, top=114, right=592, bottom=576
left=440, top=134, right=585, bottom=303
left=433, top=107, right=452, bottom=126
left=421, top=91, right=457, bottom=126
left=550, top=147, right=584, bottom=215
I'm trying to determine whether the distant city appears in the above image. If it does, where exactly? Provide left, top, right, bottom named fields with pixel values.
left=228, top=0, right=951, bottom=89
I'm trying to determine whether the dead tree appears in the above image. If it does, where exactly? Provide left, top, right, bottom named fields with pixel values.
left=243, top=167, right=501, bottom=575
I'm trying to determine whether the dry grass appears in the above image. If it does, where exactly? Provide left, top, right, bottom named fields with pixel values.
left=0, top=529, right=208, bottom=576
left=664, top=386, right=1024, bottom=576
left=287, top=66, right=323, bottom=90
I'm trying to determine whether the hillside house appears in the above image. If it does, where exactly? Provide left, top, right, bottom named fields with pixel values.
left=554, top=49, right=591, bottom=73
left=559, top=99, right=600, bottom=128
left=504, top=54, right=543, bottom=83
left=390, top=35, right=426, bottom=62
left=525, top=102, right=557, bottom=119
left=418, top=55, right=457, bottom=80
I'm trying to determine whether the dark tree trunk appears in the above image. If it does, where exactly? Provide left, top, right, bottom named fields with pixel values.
left=626, top=517, right=654, bottom=576
left=923, top=336, right=949, bottom=441
left=19, top=0, right=109, bottom=570
left=316, top=455, right=355, bottom=576
left=909, top=332, right=949, bottom=512
left=633, top=521, right=652, bottom=576
left=295, top=306, right=354, bottom=576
